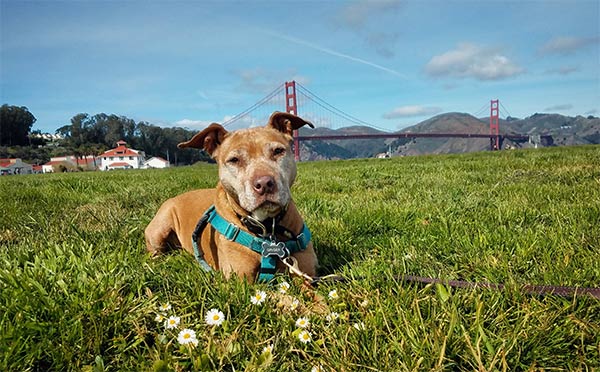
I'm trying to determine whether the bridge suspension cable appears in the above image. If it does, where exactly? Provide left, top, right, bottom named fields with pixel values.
left=219, top=81, right=515, bottom=138
left=472, top=103, right=489, bottom=118
left=222, top=83, right=284, bottom=127
left=499, top=101, right=512, bottom=118
left=295, top=83, right=391, bottom=132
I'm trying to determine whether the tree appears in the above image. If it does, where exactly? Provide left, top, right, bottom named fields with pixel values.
left=56, top=113, right=89, bottom=148
left=56, top=112, right=211, bottom=166
left=0, top=105, right=37, bottom=146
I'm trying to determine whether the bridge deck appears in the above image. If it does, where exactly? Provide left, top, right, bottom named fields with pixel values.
left=297, top=133, right=536, bottom=141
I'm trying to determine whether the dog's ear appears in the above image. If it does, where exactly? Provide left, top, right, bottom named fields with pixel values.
left=177, top=123, right=228, bottom=156
left=267, top=111, right=314, bottom=136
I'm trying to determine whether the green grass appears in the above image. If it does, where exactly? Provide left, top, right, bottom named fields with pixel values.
left=1, top=145, right=599, bottom=371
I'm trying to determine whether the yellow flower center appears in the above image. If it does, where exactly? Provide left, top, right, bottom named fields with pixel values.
left=213, top=315, right=220, bottom=321
left=183, top=333, right=190, bottom=339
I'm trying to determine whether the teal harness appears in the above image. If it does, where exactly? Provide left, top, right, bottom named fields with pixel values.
left=191, top=205, right=312, bottom=282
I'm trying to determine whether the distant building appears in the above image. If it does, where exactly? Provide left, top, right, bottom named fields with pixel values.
left=42, top=155, right=97, bottom=173
left=143, top=156, right=170, bottom=169
left=98, top=140, right=145, bottom=171
left=375, top=146, right=392, bottom=159
left=0, top=158, right=33, bottom=175
left=29, top=132, right=64, bottom=141
left=75, top=156, right=98, bottom=171
left=42, top=160, right=70, bottom=173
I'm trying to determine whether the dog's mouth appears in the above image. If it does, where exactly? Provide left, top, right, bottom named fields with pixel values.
left=233, top=180, right=291, bottom=221
left=251, top=201, right=284, bottom=221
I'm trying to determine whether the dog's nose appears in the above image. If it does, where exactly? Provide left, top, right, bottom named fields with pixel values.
left=253, top=176, right=276, bottom=195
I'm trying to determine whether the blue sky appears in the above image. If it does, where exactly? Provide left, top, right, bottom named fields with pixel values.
left=1, top=0, right=599, bottom=133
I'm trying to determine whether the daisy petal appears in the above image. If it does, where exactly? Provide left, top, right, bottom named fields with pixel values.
left=177, top=328, right=198, bottom=347
left=205, top=308, right=225, bottom=326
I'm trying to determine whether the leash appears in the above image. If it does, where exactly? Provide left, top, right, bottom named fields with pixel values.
left=191, top=209, right=599, bottom=299
left=307, top=273, right=600, bottom=299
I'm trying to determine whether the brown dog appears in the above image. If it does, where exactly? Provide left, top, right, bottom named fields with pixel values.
left=145, top=112, right=317, bottom=282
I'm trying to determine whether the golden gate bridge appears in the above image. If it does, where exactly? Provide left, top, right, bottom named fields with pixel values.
left=221, top=81, right=550, bottom=160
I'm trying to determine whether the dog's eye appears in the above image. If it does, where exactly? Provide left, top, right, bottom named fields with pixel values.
left=227, top=156, right=239, bottom=164
left=273, top=147, right=286, bottom=157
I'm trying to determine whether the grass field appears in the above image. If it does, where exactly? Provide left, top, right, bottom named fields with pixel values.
left=1, top=145, right=599, bottom=371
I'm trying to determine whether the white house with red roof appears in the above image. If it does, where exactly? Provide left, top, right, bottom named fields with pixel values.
left=99, top=140, right=145, bottom=171
left=42, top=155, right=97, bottom=173
left=143, top=156, right=170, bottom=169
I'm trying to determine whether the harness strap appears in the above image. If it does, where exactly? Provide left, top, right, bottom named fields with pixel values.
left=191, top=205, right=311, bottom=282
left=191, top=207, right=215, bottom=272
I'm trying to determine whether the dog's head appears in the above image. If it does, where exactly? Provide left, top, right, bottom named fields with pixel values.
left=178, top=112, right=314, bottom=220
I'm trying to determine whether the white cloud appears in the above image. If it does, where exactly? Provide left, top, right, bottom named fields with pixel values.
left=173, top=119, right=212, bottom=128
left=334, top=0, right=402, bottom=30
left=425, top=43, right=524, bottom=81
left=544, top=104, right=573, bottom=112
left=175, top=115, right=257, bottom=130
left=539, top=36, right=599, bottom=55
left=383, top=105, right=443, bottom=119
left=233, top=67, right=310, bottom=93
left=365, top=31, right=400, bottom=58
left=221, top=113, right=276, bottom=130
left=333, top=0, right=402, bottom=58
left=544, top=66, right=579, bottom=75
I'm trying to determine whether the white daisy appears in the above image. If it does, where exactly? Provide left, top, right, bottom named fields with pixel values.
left=261, top=344, right=274, bottom=355
left=278, top=281, right=291, bottom=294
left=205, top=308, right=225, bottom=326
left=311, top=365, right=325, bottom=372
left=326, top=312, right=339, bottom=322
left=250, top=290, right=267, bottom=305
left=165, top=316, right=180, bottom=329
left=289, top=298, right=300, bottom=311
left=154, top=314, right=165, bottom=322
left=298, top=330, right=312, bottom=343
left=158, top=303, right=172, bottom=313
left=353, top=322, right=365, bottom=331
left=295, top=317, right=310, bottom=328
left=328, top=289, right=339, bottom=300
left=177, top=328, right=198, bottom=346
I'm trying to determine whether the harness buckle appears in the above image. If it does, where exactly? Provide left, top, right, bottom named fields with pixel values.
left=261, top=240, right=289, bottom=259
left=223, top=223, right=240, bottom=241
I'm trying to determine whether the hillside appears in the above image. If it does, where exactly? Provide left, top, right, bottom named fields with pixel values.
left=392, top=112, right=490, bottom=156
left=297, top=112, right=600, bottom=159
left=507, top=113, right=600, bottom=146
left=298, top=125, right=389, bottom=160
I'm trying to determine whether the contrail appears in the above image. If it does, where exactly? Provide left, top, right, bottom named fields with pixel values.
left=263, top=30, right=407, bottom=80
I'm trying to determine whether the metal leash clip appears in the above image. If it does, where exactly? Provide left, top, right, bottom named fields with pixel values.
left=282, top=256, right=314, bottom=284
